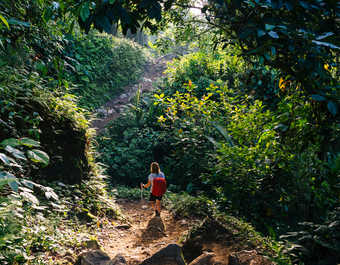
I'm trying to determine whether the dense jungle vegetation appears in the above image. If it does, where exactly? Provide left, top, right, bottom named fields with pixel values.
left=0, top=0, right=339, bottom=264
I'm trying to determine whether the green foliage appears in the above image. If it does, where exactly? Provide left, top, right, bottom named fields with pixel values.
left=205, top=0, right=340, bottom=115
left=111, top=185, right=149, bottom=201
left=97, top=106, right=169, bottom=186
left=63, top=31, right=149, bottom=110
left=164, top=50, right=245, bottom=97
left=0, top=66, right=92, bottom=184
left=281, top=207, right=340, bottom=265
left=164, top=192, right=215, bottom=218
left=98, top=46, right=339, bottom=264
left=74, top=0, right=172, bottom=34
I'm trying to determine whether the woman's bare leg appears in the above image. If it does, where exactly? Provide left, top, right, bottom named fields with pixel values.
left=156, top=199, right=161, bottom=213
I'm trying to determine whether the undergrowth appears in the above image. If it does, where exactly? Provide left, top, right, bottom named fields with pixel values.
left=63, top=31, right=150, bottom=110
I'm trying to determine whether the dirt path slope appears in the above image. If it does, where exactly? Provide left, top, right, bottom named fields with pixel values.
left=91, top=55, right=174, bottom=133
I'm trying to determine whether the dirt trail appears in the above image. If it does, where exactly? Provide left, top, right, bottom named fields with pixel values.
left=96, top=200, right=194, bottom=265
left=92, top=54, right=174, bottom=133
left=90, top=55, right=235, bottom=265
left=92, top=56, right=195, bottom=264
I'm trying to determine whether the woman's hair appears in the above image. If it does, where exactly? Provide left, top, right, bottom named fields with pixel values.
left=150, top=162, right=160, bottom=174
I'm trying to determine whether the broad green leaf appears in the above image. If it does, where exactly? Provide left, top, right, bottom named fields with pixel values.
left=0, top=138, right=20, bottom=147
left=45, top=190, right=59, bottom=200
left=19, top=137, right=40, bottom=147
left=257, top=29, right=266, bottom=37
left=0, top=153, right=11, bottom=165
left=0, top=171, right=17, bottom=191
left=81, top=76, right=90, bottom=82
left=0, top=170, right=15, bottom=179
left=265, top=24, right=275, bottom=31
left=327, top=101, right=337, bottom=116
left=311, top=94, right=326, bottom=101
left=316, top=32, right=334, bottom=40
left=21, top=179, right=35, bottom=189
left=268, top=31, right=279, bottom=39
left=109, top=0, right=116, bottom=3
left=27, top=149, right=49, bottom=166
left=5, top=146, right=26, bottom=160
left=212, top=123, right=234, bottom=147
left=0, top=178, right=16, bottom=188
left=8, top=18, right=30, bottom=27
left=80, top=2, right=90, bottom=22
left=9, top=180, right=19, bottom=192
left=0, top=15, right=9, bottom=29
left=312, top=40, right=340, bottom=50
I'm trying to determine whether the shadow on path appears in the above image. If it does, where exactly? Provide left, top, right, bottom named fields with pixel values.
left=137, top=215, right=166, bottom=246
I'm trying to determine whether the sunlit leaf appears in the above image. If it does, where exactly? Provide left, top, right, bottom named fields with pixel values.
left=268, top=31, right=279, bottom=39
left=0, top=171, right=17, bottom=190
left=20, top=191, right=39, bottom=205
left=0, top=138, right=20, bottom=147
left=0, top=15, right=9, bottom=29
left=19, top=137, right=40, bottom=147
left=27, top=149, right=49, bottom=166
left=312, top=40, right=340, bottom=50
left=45, top=190, right=59, bottom=201
left=5, top=145, right=26, bottom=160
left=0, top=153, right=11, bottom=165
left=316, top=32, right=334, bottom=40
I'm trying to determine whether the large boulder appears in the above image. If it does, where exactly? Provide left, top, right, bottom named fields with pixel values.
left=139, top=244, right=186, bottom=265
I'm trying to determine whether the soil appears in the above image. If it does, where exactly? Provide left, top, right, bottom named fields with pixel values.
left=96, top=199, right=195, bottom=265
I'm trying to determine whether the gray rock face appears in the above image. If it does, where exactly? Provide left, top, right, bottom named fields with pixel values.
left=75, top=250, right=111, bottom=265
left=139, top=244, right=186, bottom=265
left=75, top=250, right=127, bottom=265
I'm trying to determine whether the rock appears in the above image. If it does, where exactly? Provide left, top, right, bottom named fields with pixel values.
left=85, top=239, right=100, bottom=249
left=182, top=217, right=230, bottom=262
left=108, top=254, right=127, bottom=265
left=228, top=250, right=273, bottom=265
left=139, top=244, right=186, bottom=265
left=75, top=250, right=127, bottom=265
left=188, top=252, right=216, bottom=265
left=75, top=250, right=110, bottom=265
left=115, top=224, right=131, bottom=230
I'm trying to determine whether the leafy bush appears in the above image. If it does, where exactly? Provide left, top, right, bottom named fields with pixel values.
left=0, top=66, right=91, bottom=184
left=111, top=185, right=149, bottom=201
left=62, top=31, right=149, bottom=110
left=281, top=207, right=340, bottom=265
left=164, top=192, right=215, bottom=218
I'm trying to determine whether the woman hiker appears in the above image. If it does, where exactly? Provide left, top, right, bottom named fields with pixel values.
left=141, top=162, right=167, bottom=216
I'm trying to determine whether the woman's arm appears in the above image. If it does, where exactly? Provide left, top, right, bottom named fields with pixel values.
left=143, top=179, right=151, bottom=189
